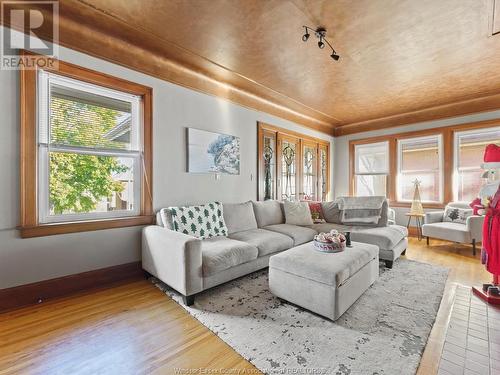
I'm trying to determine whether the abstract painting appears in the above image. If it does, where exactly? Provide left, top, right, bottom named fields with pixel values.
left=187, top=128, right=240, bottom=175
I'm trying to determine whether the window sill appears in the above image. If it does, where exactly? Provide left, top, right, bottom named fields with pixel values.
left=389, top=201, right=445, bottom=209
left=19, top=215, right=155, bottom=238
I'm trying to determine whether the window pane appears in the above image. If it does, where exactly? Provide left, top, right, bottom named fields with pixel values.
left=355, top=142, right=388, bottom=174
left=302, top=145, right=317, bottom=200
left=263, top=134, right=276, bottom=200
left=458, top=129, right=500, bottom=168
left=281, top=140, right=297, bottom=201
left=48, top=152, right=135, bottom=216
left=50, top=83, right=132, bottom=150
left=457, top=169, right=484, bottom=202
left=400, top=137, right=439, bottom=171
left=319, top=147, right=328, bottom=201
left=399, top=171, right=440, bottom=202
left=355, top=175, right=387, bottom=196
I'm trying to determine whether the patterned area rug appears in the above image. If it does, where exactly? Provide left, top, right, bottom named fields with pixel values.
left=153, top=259, right=448, bottom=375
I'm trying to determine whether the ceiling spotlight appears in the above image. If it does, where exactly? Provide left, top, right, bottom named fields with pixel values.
left=301, top=25, right=340, bottom=62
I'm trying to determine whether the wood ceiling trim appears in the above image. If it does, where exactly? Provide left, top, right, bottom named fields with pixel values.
left=334, top=91, right=500, bottom=137
left=2, top=1, right=335, bottom=136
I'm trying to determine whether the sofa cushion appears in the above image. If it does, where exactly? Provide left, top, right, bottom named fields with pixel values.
left=170, top=202, right=228, bottom=239
left=252, top=200, right=284, bottom=227
left=223, top=201, right=258, bottom=234
left=321, top=201, right=342, bottom=224
left=264, top=224, right=317, bottom=245
left=422, top=222, right=471, bottom=243
left=307, top=202, right=325, bottom=222
left=284, top=201, right=314, bottom=226
left=269, top=241, right=379, bottom=287
left=229, top=228, right=294, bottom=256
left=201, top=237, right=258, bottom=276
left=350, top=225, right=408, bottom=250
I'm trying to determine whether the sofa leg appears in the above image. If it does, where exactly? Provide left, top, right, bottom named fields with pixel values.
left=385, top=260, right=394, bottom=269
left=182, top=294, right=195, bottom=306
left=472, top=239, right=476, bottom=256
left=426, top=236, right=429, bottom=246
left=401, top=249, right=406, bottom=256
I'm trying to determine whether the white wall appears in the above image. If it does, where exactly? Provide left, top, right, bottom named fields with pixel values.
left=0, top=29, right=333, bottom=289
left=334, top=110, right=500, bottom=225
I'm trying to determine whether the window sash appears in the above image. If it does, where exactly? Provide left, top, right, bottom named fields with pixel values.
left=38, top=146, right=142, bottom=224
left=355, top=174, right=388, bottom=197
left=354, top=141, right=389, bottom=175
left=397, top=135, right=443, bottom=203
left=38, top=70, right=142, bottom=151
left=37, top=69, right=143, bottom=223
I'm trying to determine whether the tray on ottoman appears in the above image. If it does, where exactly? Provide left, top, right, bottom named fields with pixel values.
left=269, top=241, right=379, bottom=321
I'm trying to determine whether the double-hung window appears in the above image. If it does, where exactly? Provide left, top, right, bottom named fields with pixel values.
left=397, top=135, right=443, bottom=203
left=38, top=71, right=142, bottom=223
left=454, top=127, right=500, bottom=201
left=354, top=141, right=389, bottom=196
left=20, top=53, right=153, bottom=237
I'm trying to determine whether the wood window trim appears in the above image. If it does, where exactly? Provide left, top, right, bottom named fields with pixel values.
left=257, top=122, right=331, bottom=201
left=349, top=118, right=500, bottom=209
left=19, top=51, right=154, bottom=238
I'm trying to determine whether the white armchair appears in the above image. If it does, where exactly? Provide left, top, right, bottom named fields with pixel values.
left=421, top=202, right=484, bottom=255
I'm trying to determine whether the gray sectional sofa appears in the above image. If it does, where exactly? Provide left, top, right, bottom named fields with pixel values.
left=142, top=199, right=408, bottom=305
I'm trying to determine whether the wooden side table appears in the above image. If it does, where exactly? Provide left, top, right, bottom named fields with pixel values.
left=406, top=213, right=425, bottom=241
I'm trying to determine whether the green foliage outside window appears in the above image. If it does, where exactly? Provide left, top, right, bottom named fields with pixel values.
left=49, top=97, right=129, bottom=214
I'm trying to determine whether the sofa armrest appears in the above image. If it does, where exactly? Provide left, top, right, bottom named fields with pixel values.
left=142, top=226, right=203, bottom=296
left=466, top=215, right=484, bottom=242
left=424, top=211, right=444, bottom=224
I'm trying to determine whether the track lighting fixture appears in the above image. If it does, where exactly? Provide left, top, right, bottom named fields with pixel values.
left=302, top=26, right=340, bottom=62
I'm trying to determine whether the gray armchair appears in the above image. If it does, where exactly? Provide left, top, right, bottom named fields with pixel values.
left=421, top=202, right=483, bottom=255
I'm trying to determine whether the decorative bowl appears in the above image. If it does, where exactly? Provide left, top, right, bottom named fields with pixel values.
left=313, top=239, right=346, bottom=253
left=313, top=230, right=346, bottom=253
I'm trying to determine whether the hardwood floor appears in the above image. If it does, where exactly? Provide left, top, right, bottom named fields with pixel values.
left=0, top=238, right=492, bottom=375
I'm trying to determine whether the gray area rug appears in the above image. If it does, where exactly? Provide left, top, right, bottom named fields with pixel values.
left=153, top=259, right=448, bottom=375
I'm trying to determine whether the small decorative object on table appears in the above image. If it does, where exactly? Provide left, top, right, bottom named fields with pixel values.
left=345, top=231, right=352, bottom=247
left=313, top=230, right=346, bottom=253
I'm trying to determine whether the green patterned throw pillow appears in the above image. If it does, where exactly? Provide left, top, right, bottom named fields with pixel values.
left=169, top=202, right=228, bottom=239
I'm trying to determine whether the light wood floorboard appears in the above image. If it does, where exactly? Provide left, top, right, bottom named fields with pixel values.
left=0, top=238, right=491, bottom=375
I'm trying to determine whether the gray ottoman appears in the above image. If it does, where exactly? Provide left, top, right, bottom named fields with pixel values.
left=269, top=241, right=379, bottom=321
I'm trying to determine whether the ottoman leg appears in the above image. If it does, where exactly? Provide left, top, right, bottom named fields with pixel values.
left=401, top=249, right=406, bottom=256
left=182, top=294, right=196, bottom=306
left=385, top=260, right=394, bottom=269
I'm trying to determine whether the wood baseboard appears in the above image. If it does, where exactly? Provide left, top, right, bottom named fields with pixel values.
left=0, top=261, right=144, bottom=313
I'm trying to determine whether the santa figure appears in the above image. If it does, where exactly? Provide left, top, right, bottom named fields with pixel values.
left=480, top=144, right=500, bottom=296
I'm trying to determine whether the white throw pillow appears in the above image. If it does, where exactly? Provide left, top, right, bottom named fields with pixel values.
left=443, top=207, right=473, bottom=224
left=284, top=201, right=314, bottom=226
